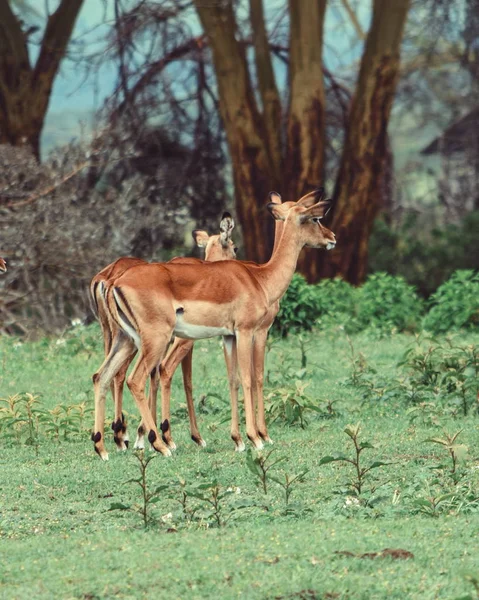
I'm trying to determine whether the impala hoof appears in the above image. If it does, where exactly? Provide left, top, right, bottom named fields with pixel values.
left=235, top=440, right=246, bottom=452
left=134, top=437, right=145, bottom=450
left=191, top=434, right=206, bottom=448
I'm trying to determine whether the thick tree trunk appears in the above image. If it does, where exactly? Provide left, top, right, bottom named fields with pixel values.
left=315, top=0, right=411, bottom=284
left=0, top=0, right=84, bottom=160
left=285, top=0, right=327, bottom=279
left=194, top=0, right=277, bottom=263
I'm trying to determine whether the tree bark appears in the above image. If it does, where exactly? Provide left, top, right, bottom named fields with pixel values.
left=249, top=0, right=282, bottom=185
left=315, top=0, right=411, bottom=284
left=194, top=0, right=275, bottom=263
left=286, top=0, right=327, bottom=279
left=0, top=0, right=84, bottom=160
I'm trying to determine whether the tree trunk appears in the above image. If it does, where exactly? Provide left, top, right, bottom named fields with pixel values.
left=0, top=0, right=84, bottom=160
left=285, top=0, right=327, bottom=280
left=194, top=0, right=276, bottom=263
left=315, top=0, right=411, bottom=284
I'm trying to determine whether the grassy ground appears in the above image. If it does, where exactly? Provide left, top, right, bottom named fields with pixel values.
left=1, top=324, right=479, bottom=599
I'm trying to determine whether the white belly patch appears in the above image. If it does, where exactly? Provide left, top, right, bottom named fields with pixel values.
left=174, top=310, right=233, bottom=340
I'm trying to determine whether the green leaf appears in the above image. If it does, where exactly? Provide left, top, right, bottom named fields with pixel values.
left=319, top=455, right=349, bottom=465
left=367, top=461, right=391, bottom=470
left=108, top=502, right=131, bottom=511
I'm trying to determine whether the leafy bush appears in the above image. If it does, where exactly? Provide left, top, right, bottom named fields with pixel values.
left=273, top=274, right=323, bottom=337
left=356, top=273, right=424, bottom=333
left=273, top=274, right=357, bottom=337
left=423, top=270, right=479, bottom=333
left=368, top=211, right=479, bottom=297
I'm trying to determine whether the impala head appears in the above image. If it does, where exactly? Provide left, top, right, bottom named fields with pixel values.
left=0, top=258, right=6, bottom=273
left=192, top=212, right=237, bottom=261
left=267, top=189, right=336, bottom=250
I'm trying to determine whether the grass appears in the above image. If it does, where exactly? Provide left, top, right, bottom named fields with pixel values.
left=1, top=324, right=479, bottom=599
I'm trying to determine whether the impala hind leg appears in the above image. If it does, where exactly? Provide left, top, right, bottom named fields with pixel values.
left=127, top=337, right=173, bottom=457
left=133, top=365, right=160, bottom=450
left=252, top=329, right=273, bottom=444
left=92, top=334, right=136, bottom=460
left=159, top=339, right=201, bottom=449
left=236, top=331, right=263, bottom=450
left=180, top=344, right=206, bottom=447
left=111, top=351, right=136, bottom=451
left=223, top=335, right=244, bottom=451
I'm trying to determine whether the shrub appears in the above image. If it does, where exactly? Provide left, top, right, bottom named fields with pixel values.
left=423, top=270, right=479, bottom=334
left=273, top=275, right=358, bottom=337
left=356, top=272, right=424, bottom=333
left=273, top=274, right=321, bottom=337
left=368, top=211, right=479, bottom=297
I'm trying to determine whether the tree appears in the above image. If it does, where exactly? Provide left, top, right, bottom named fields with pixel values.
left=0, top=0, right=84, bottom=160
left=194, top=0, right=411, bottom=282
left=105, top=0, right=411, bottom=283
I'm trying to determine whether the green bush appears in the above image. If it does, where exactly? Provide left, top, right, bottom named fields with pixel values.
left=423, top=270, right=479, bottom=334
left=273, top=274, right=358, bottom=337
left=356, top=273, right=424, bottom=333
left=274, top=274, right=320, bottom=337
left=368, top=211, right=479, bottom=297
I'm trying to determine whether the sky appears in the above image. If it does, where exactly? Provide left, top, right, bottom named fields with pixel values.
left=34, top=0, right=373, bottom=156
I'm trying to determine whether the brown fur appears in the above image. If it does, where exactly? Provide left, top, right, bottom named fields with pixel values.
left=94, top=190, right=335, bottom=457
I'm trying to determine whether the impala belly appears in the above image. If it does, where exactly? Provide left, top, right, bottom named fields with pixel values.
left=173, top=306, right=233, bottom=340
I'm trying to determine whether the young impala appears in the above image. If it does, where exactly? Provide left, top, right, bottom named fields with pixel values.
left=90, top=213, right=236, bottom=451
left=91, top=189, right=335, bottom=460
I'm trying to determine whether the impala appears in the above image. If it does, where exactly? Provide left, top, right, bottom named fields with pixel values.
left=159, top=191, right=293, bottom=451
left=90, top=213, right=236, bottom=451
left=92, top=189, right=335, bottom=460
left=0, top=258, right=6, bottom=272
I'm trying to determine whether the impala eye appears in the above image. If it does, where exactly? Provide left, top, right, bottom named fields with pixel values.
left=234, top=247, right=238, bottom=253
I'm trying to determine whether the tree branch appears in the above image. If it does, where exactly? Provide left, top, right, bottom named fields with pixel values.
left=33, top=0, right=84, bottom=88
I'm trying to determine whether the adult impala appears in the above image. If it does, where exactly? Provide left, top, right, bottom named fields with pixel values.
left=159, top=191, right=296, bottom=451
left=90, top=213, right=237, bottom=451
left=92, top=189, right=335, bottom=460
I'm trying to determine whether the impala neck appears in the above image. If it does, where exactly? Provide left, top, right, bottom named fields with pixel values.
left=257, top=218, right=303, bottom=305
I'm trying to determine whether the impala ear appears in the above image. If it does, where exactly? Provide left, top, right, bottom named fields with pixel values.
left=266, top=202, right=288, bottom=221
left=192, top=230, right=210, bottom=248
left=268, top=191, right=282, bottom=205
left=219, top=212, right=235, bottom=246
left=297, top=187, right=325, bottom=208
left=299, top=200, right=332, bottom=223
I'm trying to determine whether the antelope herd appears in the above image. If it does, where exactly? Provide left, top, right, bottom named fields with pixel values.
left=90, top=188, right=335, bottom=460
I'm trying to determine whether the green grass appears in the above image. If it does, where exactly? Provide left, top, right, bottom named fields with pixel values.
left=1, top=324, right=479, bottom=599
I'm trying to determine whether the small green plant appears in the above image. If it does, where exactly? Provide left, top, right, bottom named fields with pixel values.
left=109, top=451, right=168, bottom=528
left=0, top=393, right=45, bottom=449
left=246, top=448, right=286, bottom=494
left=319, top=423, right=390, bottom=499
left=266, top=380, right=320, bottom=428
left=423, top=270, right=479, bottom=334
left=270, top=470, right=308, bottom=508
left=186, top=480, right=248, bottom=528
left=424, top=430, right=468, bottom=475
left=399, top=338, right=479, bottom=415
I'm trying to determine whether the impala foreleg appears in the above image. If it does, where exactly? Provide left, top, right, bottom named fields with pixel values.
left=236, top=332, right=263, bottom=450
left=92, top=334, right=136, bottom=461
left=223, top=335, right=244, bottom=451
left=252, top=329, right=273, bottom=444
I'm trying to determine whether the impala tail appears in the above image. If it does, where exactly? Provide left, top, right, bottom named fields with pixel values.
left=105, top=284, right=141, bottom=349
